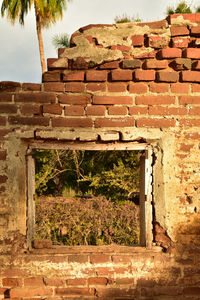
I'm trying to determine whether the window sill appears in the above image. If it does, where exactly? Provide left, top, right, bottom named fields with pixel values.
left=28, top=244, right=163, bottom=255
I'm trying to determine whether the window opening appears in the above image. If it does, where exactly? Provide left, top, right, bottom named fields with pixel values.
left=26, top=142, right=153, bottom=249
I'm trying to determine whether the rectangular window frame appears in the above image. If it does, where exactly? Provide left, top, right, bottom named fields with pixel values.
left=26, top=141, right=153, bottom=249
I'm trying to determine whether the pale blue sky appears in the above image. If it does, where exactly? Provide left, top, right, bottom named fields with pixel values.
left=0, top=0, right=198, bottom=83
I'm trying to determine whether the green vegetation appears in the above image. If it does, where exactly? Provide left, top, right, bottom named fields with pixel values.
left=35, top=149, right=140, bottom=245
left=114, top=13, right=141, bottom=23
left=35, top=150, right=139, bottom=201
left=35, top=196, right=139, bottom=246
left=52, top=33, right=70, bottom=49
left=166, top=1, right=195, bottom=15
left=1, top=0, right=70, bottom=73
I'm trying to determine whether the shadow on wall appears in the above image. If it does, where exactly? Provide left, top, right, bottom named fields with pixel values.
left=1, top=217, right=200, bottom=299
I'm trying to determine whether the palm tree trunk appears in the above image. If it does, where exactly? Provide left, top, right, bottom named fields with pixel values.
left=34, top=3, right=46, bottom=74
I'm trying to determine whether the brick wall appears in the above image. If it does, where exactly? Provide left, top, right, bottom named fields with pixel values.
left=0, top=13, right=200, bottom=299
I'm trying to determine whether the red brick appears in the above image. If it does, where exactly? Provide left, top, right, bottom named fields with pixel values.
left=86, top=70, right=107, bottom=81
left=0, top=151, right=7, bottom=160
left=86, top=106, right=106, bottom=116
left=137, top=118, right=175, bottom=127
left=111, top=45, right=131, bottom=52
left=149, top=107, right=187, bottom=115
left=0, top=117, right=6, bottom=126
left=44, top=278, right=65, bottom=286
left=86, top=83, right=106, bottom=92
left=72, top=57, right=89, bottom=70
left=192, top=83, right=200, bottom=92
left=183, top=287, right=200, bottom=295
left=24, top=278, right=44, bottom=286
left=168, top=13, right=200, bottom=24
left=42, top=71, right=61, bottom=82
left=47, top=58, right=68, bottom=70
left=192, top=61, right=200, bottom=71
left=179, top=143, right=194, bottom=152
left=2, top=278, right=22, bottom=287
left=55, top=287, right=95, bottom=296
left=129, top=107, right=148, bottom=115
left=171, top=83, right=190, bottom=93
left=10, top=287, right=52, bottom=298
left=128, top=83, right=148, bottom=94
left=144, top=60, right=168, bottom=69
left=191, top=24, right=200, bottom=35
left=157, top=71, right=179, bottom=82
left=133, top=50, right=156, bottom=59
left=107, top=82, right=127, bottom=92
left=20, top=105, right=42, bottom=115
left=189, top=107, right=200, bottom=115
left=93, top=96, right=132, bottom=105
left=0, top=186, right=5, bottom=192
left=0, top=81, right=21, bottom=92
left=0, top=93, right=12, bottom=102
left=139, top=19, right=168, bottom=29
left=108, top=106, right=128, bottom=115
left=172, top=58, right=192, bottom=71
left=52, top=118, right=92, bottom=128
left=179, top=96, right=200, bottom=104
left=88, top=277, right=108, bottom=285
left=0, top=288, right=7, bottom=295
left=134, top=70, right=155, bottom=81
left=58, top=95, right=91, bottom=105
left=0, top=129, right=11, bottom=137
left=112, top=256, right=132, bottom=264
left=122, top=59, right=142, bottom=69
left=115, top=278, right=134, bottom=284
left=94, top=117, right=135, bottom=128
left=65, top=82, right=85, bottom=93
left=70, top=32, right=81, bottom=46
left=113, top=267, right=129, bottom=274
left=149, top=83, right=169, bottom=93
left=183, top=48, right=200, bottom=59
left=65, top=106, right=84, bottom=116
left=43, top=82, right=64, bottom=92
left=136, top=95, right=175, bottom=105
left=131, top=35, right=144, bottom=46
left=0, top=104, right=17, bottom=113
left=63, top=71, right=84, bottom=81
left=90, top=255, right=111, bottom=264
left=22, top=83, right=41, bottom=91
left=67, top=278, right=87, bottom=286
left=158, top=48, right=182, bottom=58
left=148, top=36, right=168, bottom=48
left=181, top=70, right=200, bottom=82
left=15, top=93, right=56, bottom=103
left=0, top=175, right=8, bottom=184
left=99, top=61, right=119, bottom=69
left=43, top=104, right=62, bottom=115
left=172, top=37, right=189, bottom=48
left=170, top=26, right=189, bottom=36
left=111, top=70, right=132, bottom=81
left=8, top=116, right=49, bottom=126
left=97, top=287, right=136, bottom=298
left=180, top=119, right=200, bottom=127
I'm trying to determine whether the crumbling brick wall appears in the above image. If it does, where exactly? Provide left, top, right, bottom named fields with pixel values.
left=0, top=13, right=200, bottom=299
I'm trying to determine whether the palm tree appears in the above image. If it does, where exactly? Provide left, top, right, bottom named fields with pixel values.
left=1, top=0, right=69, bottom=73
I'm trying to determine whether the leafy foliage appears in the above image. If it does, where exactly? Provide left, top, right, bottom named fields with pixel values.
left=35, top=150, right=140, bottom=201
left=52, top=33, right=70, bottom=49
left=167, top=1, right=192, bottom=15
left=35, top=196, right=139, bottom=246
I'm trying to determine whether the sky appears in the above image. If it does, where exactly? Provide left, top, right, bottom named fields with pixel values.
left=0, top=0, right=198, bottom=83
